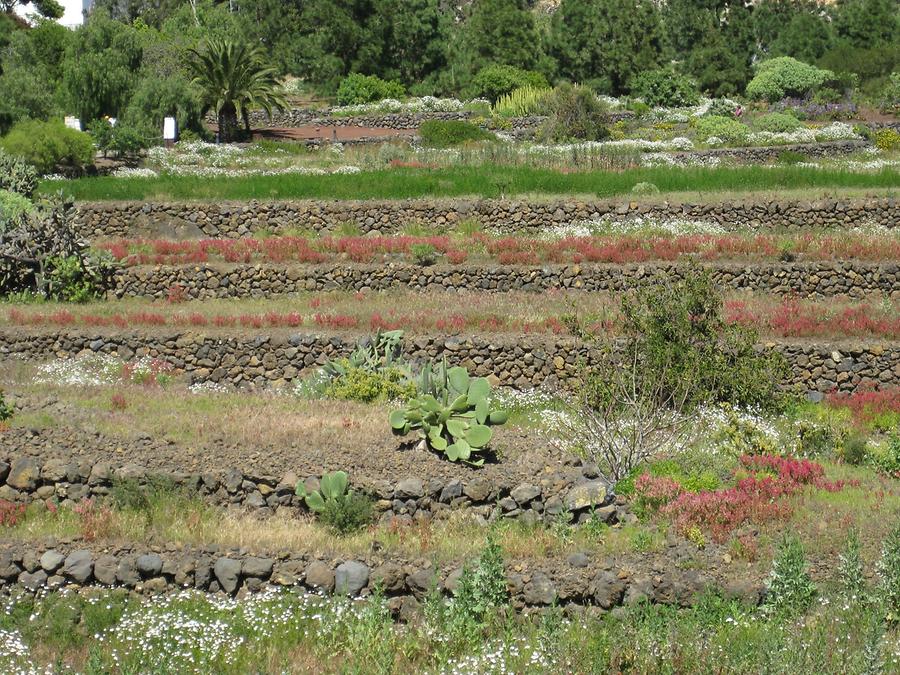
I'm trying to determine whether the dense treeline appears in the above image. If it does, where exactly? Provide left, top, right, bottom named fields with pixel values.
left=0, top=0, right=897, bottom=139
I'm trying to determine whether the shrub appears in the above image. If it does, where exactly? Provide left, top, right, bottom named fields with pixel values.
left=839, top=529, right=866, bottom=599
left=419, top=120, right=495, bottom=148
left=0, top=388, right=12, bottom=422
left=325, top=365, right=416, bottom=403
left=629, top=69, right=700, bottom=108
left=874, top=128, right=900, bottom=152
left=472, top=64, right=549, bottom=103
left=336, top=74, right=405, bottom=106
left=536, top=84, right=610, bottom=143
left=492, top=85, right=551, bottom=117
left=0, top=189, right=33, bottom=225
left=296, top=471, right=373, bottom=535
left=745, top=57, right=834, bottom=102
left=0, top=499, right=25, bottom=527
left=0, top=194, right=113, bottom=301
left=0, top=148, right=38, bottom=197
left=390, top=366, right=508, bottom=465
left=451, top=534, right=508, bottom=623
left=705, top=99, right=739, bottom=118
left=695, top=115, right=750, bottom=146
left=871, top=433, right=900, bottom=478
left=0, top=120, right=94, bottom=174
left=756, top=112, right=802, bottom=133
left=411, top=242, right=437, bottom=266
left=631, top=182, right=659, bottom=195
left=880, top=72, right=900, bottom=114
left=764, top=536, right=816, bottom=615
left=616, top=269, right=787, bottom=410
left=90, top=120, right=148, bottom=157
left=840, top=433, right=869, bottom=466
left=880, top=524, right=900, bottom=624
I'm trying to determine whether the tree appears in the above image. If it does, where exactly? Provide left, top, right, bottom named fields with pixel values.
left=753, top=0, right=834, bottom=62
left=0, top=0, right=63, bottom=19
left=683, top=2, right=756, bottom=96
left=832, top=0, right=899, bottom=49
left=457, top=0, right=544, bottom=72
left=60, top=10, right=144, bottom=123
left=550, top=0, right=666, bottom=95
left=188, top=38, right=286, bottom=142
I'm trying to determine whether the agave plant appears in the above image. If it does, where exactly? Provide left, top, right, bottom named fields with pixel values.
left=390, top=366, right=508, bottom=465
left=188, top=39, right=287, bottom=142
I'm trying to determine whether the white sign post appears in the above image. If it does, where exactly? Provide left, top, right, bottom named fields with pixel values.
left=64, top=116, right=81, bottom=131
left=163, top=117, right=177, bottom=147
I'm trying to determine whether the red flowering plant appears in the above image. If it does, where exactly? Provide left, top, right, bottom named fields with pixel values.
left=633, top=454, right=850, bottom=542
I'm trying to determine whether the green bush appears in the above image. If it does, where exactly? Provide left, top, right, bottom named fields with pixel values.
left=631, top=182, right=659, bottom=195
left=614, top=269, right=787, bottom=410
left=325, top=365, right=416, bottom=403
left=706, top=99, right=739, bottom=118
left=296, top=471, right=373, bottom=535
left=45, top=255, right=105, bottom=303
left=0, top=148, right=38, bottom=197
left=536, top=84, right=610, bottom=143
left=0, top=189, right=33, bottom=225
left=745, top=57, right=834, bottom=102
left=764, top=536, right=816, bottom=615
left=695, top=115, right=750, bottom=146
left=419, top=120, right=495, bottom=148
left=472, top=64, right=549, bottom=103
left=336, top=74, right=406, bottom=106
left=0, top=387, right=12, bottom=422
left=874, top=128, right=900, bottom=152
left=871, top=433, right=900, bottom=477
left=880, top=72, right=900, bottom=114
left=756, top=112, right=802, bottom=133
left=880, top=524, right=900, bottom=624
left=840, top=433, right=869, bottom=466
left=629, top=69, right=700, bottom=108
left=0, top=120, right=94, bottom=174
left=90, top=120, right=149, bottom=157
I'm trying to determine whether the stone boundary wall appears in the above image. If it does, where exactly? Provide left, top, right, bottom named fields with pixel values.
left=74, top=197, right=898, bottom=239
left=2, top=330, right=896, bottom=393
left=110, top=261, right=900, bottom=300
left=0, top=536, right=737, bottom=611
left=0, top=449, right=615, bottom=531
left=230, top=109, right=633, bottom=130
left=671, top=140, right=867, bottom=162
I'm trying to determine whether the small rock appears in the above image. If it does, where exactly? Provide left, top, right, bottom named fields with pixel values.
left=7, top=457, right=40, bottom=491
left=564, top=480, right=609, bottom=512
left=395, top=478, right=424, bottom=500
left=510, top=483, right=541, bottom=505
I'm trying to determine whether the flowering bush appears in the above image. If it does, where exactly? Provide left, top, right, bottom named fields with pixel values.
left=73, top=498, right=114, bottom=541
left=635, top=454, right=847, bottom=541
left=695, top=115, right=750, bottom=146
left=826, top=387, right=900, bottom=431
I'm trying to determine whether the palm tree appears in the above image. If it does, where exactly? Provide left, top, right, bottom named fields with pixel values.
left=188, top=39, right=287, bottom=142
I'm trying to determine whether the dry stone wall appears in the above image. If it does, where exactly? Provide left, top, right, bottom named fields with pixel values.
left=110, top=261, right=900, bottom=300
left=75, top=197, right=898, bottom=239
left=2, top=330, right=896, bottom=393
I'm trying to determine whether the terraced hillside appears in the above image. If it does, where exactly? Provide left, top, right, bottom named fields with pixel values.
left=1, top=191, right=899, bottom=671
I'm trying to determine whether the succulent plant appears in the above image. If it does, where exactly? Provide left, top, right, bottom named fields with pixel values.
left=322, top=329, right=405, bottom=379
left=390, top=366, right=508, bottom=465
left=295, top=470, right=350, bottom=512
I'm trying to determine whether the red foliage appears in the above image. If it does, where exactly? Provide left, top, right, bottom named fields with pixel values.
left=0, top=500, right=25, bottom=527
left=635, top=454, right=848, bottom=542
left=826, top=386, right=900, bottom=425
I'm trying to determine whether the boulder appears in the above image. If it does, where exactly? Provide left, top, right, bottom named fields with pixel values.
left=213, top=557, right=242, bottom=594
left=62, top=550, right=94, bottom=584
left=335, top=561, right=369, bottom=596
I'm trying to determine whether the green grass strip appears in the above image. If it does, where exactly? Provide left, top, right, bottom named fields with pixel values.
left=42, top=165, right=900, bottom=202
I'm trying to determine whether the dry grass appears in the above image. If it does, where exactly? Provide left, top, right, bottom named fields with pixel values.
left=8, top=497, right=659, bottom=564
left=2, top=376, right=395, bottom=449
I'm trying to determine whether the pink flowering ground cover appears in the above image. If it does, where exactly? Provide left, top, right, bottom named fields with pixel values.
left=635, top=454, right=853, bottom=542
